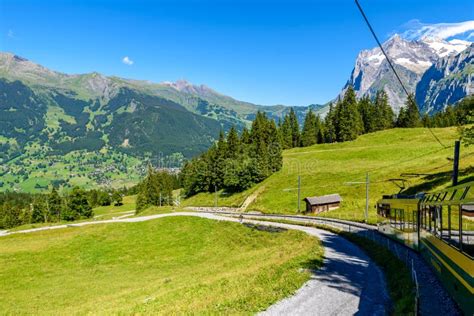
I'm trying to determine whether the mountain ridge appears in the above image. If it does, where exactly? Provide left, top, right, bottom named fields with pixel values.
left=341, top=35, right=472, bottom=111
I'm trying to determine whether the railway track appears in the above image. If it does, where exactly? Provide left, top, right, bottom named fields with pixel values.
left=197, top=210, right=461, bottom=315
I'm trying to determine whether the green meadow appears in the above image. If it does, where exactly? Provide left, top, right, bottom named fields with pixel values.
left=184, top=127, right=474, bottom=223
left=0, top=216, right=323, bottom=314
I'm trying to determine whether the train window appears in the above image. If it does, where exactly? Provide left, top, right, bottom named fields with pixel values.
left=460, top=205, right=474, bottom=257
left=440, top=206, right=450, bottom=240
left=449, top=205, right=461, bottom=250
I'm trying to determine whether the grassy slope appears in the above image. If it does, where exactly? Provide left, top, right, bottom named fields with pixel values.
left=0, top=216, right=323, bottom=314
left=183, top=127, right=474, bottom=223
left=93, top=195, right=137, bottom=216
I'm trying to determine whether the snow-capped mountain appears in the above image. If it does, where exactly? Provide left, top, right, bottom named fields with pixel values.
left=416, top=43, right=474, bottom=113
left=342, top=34, right=472, bottom=111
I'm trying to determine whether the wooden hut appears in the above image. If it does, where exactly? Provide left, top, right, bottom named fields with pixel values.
left=304, top=194, right=342, bottom=214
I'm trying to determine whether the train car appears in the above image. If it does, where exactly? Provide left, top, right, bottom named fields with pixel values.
left=376, top=194, right=421, bottom=248
left=376, top=182, right=474, bottom=315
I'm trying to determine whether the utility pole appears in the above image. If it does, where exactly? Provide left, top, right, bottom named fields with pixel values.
left=345, top=173, right=370, bottom=223
left=453, top=140, right=460, bottom=186
left=283, top=176, right=302, bottom=212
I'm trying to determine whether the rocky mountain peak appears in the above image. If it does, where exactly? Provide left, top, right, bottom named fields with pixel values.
left=416, top=43, right=473, bottom=113
left=162, top=79, right=216, bottom=96
left=342, top=33, right=472, bottom=111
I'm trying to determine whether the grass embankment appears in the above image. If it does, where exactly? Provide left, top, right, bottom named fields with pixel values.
left=0, top=216, right=323, bottom=314
left=254, top=218, right=415, bottom=315
left=184, top=127, right=474, bottom=223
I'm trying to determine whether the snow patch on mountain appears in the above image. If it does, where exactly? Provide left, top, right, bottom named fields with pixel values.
left=394, top=57, right=432, bottom=73
left=423, top=37, right=471, bottom=57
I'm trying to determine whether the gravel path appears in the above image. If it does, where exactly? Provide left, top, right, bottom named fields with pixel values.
left=231, top=213, right=461, bottom=316
left=260, top=224, right=390, bottom=316
left=1, top=212, right=391, bottom=315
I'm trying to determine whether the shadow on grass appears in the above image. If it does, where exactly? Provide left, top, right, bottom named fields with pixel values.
left=243, top=223, right=287, bottom=233
left=401, top=166, right=474, bottom=195
left=300, top=258, right=324, bottom=272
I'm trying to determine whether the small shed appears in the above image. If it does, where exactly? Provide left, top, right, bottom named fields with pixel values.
left=304, top=194, right=342, bottom=214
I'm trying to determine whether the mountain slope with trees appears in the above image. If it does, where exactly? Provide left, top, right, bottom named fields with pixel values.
left=183, top=126, right=474, bottom=222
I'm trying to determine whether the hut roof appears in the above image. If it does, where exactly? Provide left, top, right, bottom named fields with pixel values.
left=304, top=194, right=342, bottom=206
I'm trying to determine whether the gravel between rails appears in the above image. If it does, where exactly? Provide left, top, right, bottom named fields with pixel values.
left=1, top=212, right=392, bottom=315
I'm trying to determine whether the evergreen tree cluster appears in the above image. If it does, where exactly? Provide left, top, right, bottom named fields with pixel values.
left=0, top=187, right=97, bottom=229
left=181, top=112, right=282, bottom=196
left=396, top=94, right=421, bottom=128
left=420, top=96, right=473, bottom=130
left=136, top=166, right=179, bottom=212
left=280, top=88, right=473, bottom=149
left=282, top=86, right=395, bottom=148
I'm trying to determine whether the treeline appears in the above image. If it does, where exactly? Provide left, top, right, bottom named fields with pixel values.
left=420, top=96, right=473, bottom=128
left=280, top=86, right=395, bottom=148
left=136, top=166, right=180, bottom=212
left=281, top=87, right=474, bottom=149
left=181, top=112, right=282, bottom=196
left=0, top=187, right=126, bottom=229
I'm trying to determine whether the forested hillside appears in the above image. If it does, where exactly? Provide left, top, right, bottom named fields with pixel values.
left=183, top=127, right=474, bottom=223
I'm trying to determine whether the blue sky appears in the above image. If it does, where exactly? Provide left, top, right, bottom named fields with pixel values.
left=1, top=0, right=473, bottom=106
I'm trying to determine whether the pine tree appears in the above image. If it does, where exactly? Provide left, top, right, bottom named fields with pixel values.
left=301, top=110, right=317, bottom=147
left=226, top=126, right=241, bottom=158
left=280, top=114, right=293, bottom=149
left=216, top=130, right=228, bottom=159
left=288, top=108, right=301, bottom=147
left=405, top=95, right=421, bottom=127
left=314, top=115, right=324, bottom=143
left=65, top=187, right=93, bottom=220
left=396, top=107, right=408, bottom=127
left=421, top=114, right=431, bottom=127
left=48, top=187, right=62, bottom=221
left=31, top=197, right=48, bottom=223
left=324, top=103, right=337, bottom=143
left=137, top=165, right=176, bottom=210
left=337, top=86, right=363, bottom=141
left=267, top=119, right=283, bottom=172
left=358, top=95, right=375, bottom=133
left=376, top=90, right=394, bottom=130
left=241, top=127, right=251, bottom=144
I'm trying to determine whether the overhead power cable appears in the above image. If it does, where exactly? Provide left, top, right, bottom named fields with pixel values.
left=354, top=0, right=448, bottom=149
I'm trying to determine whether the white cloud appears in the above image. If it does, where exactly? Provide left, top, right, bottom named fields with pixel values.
left=394, top=20, right=474, bottom=41
left=122, top=56, right=134, bottom=65
left=7, top=29, right=14, bottom=38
